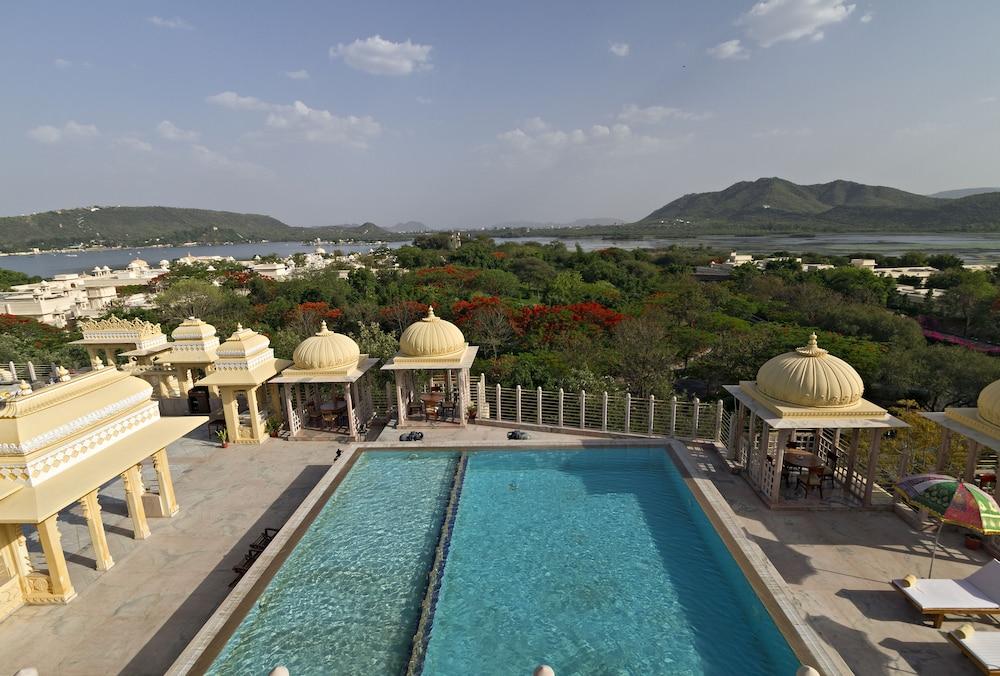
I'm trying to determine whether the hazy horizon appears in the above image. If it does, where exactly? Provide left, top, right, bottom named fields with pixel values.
left=3, top=1, right=999, bottom=227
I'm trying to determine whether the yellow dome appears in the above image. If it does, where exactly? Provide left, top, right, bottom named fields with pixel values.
left=171, top=316, right=217, bottom=341
left=292, top=322, right=360, bottom=371
left=756, top=333, right=864, bottom=408
left=977, top=380, right=1000, bottom=427
left=399, top=306, right=467, bottom=358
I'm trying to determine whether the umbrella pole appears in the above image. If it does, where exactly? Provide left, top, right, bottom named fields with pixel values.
left=929, top=520, right=944, bottom=578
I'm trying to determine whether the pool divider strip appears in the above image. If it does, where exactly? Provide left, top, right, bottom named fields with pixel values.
left=404, top=451, right=469, bottom=676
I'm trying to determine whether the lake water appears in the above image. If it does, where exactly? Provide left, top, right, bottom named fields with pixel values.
left=2, top=232, right=999, bottom=277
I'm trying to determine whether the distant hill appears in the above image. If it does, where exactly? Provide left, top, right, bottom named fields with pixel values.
left=635, top=178, right=1000, bottom=233
left=930, top=187, right=1000, bottom=199
left=485, top=217, right=625, bottom=230
left=0, top=206, right=407, bottom=251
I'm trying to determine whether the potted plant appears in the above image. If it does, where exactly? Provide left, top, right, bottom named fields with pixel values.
left=466, top=405, right=477, bottom=423
left=966, top=533, right=984, bottom=550
left=266, top=416, right=282, bottom=438
left=216, top=428, right=229, bottom=448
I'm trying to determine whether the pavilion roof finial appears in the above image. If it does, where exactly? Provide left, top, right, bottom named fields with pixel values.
left=796, top=332, right=827, bottom=357
left=319, top=320, right=329, bottom=334
left=425, top=305, right=437, bottom=320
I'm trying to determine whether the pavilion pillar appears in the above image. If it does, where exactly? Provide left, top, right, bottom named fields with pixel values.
left=757, top=421, right=771, bottom=491
left=246, top=386, right=264, bottom=442
left=457, top=369, right=467, bottom=427
left=844, top=428, right=861, bottom=499
left=79, top=490, right=114, bottom=571
left=221, top=387, right=240, bottom=444
left=863, top=429, right=883, bottom=506
left=964, top=440, right=981, bottom=483
left=731, top=401, right=746, bottom=461
left=155, top=373, right=171, bottom=399
left=395, top=373, right=406, bottom=427
left=36, top=516, right=75, bottom=602
left=151, top=448, right=179, bottom=517
left=770, top=429, right=792, bottom=505
left=0, top=524, right=32, bottom=598
left=121, top=464, right=151, bottom=539
left=283, top=385, right=299, bottom=436
left=446, top=369, right=454, bottom=397
left=747, top=411, right=758, bottom=471
left=267, top=382, right=281, bottom=417
left=344, top=382, right=358, bottom=441
left=936, top=428, right=952, bottom=473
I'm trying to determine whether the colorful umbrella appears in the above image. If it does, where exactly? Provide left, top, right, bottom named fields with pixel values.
left=895, top=473, right=1000, bottom=576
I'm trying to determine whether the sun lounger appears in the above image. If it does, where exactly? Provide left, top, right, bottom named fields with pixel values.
left=949, top=624, right=1000, bottom=675
left=892, top=560, right=1000, bottom=627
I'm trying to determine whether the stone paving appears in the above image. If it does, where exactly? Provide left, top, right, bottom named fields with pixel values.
left=0, top=423, right=992, bottom=675
left=687, top=441, right=985, bottom=675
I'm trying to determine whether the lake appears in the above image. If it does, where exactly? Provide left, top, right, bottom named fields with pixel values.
left=1, top=233, right=999, bottom=277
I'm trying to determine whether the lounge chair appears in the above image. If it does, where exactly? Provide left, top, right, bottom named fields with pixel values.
left=892, top=560, right=1000, bottom=627
left=949, top=624, right=1000, bottom=675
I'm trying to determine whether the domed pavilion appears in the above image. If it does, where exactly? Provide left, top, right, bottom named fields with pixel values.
left=269, top=322, right=379, bottom=441
left=922, top=379, right=1000, bottom=499
left=725, top=333, right=905, bottom=508
left=195, top=325, right=289, bottom=445
left=381, top=306, right=479, bottom=427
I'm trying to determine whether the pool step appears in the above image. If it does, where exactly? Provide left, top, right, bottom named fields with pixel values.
left=404, top=452, right=468, bottom=676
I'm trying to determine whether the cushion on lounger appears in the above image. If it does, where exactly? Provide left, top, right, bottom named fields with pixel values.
left=966, top=560, right=1000, bottom=603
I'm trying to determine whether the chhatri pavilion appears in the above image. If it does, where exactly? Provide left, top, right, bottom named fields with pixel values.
left=922, top=378, right=1000, bottom=497
left=270, top=322, right=378, bottom=442
left=196, top=325, right=289, bottom=445
left=0, top=361, right=204, bottom=621
left=725, top=333, right=906, bottom=508
left=381, top=306, right=479, bottom=428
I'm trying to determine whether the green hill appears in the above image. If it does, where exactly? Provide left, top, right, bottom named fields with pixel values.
left=637, top=178, right=1000, bottom=233
left=0, top=206, right=404, bottom=251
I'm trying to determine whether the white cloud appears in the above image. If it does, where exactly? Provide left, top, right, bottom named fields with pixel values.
left=752, top=127, right=813, bottom=138
left=496, top=116, right=689, bottom=164
left=206, top=91, right=271, bottom=111
left=894, top=122, right=955, bottom=137
left=609, top=42, right=630, bottom=57
left=148, top=16, right=194, bottom=30
left=286, top=69, right=310, bottom=80
left=27, top=120, right=98, bottom=144
left=618, top=104, right=713, bottom=124
left=330, top=35, right=432, bottom=76
left=191, top=145, right=268, bottom=178
left=980, top=96, right=998, bottom=104
left=157, top=120, right=199, bottom=142
left=707, top=39, right=750, bottom=60
left=860, top=12, right=873, bottom=23
left=53, top=58, right=72, bottom=69
left=207, top=91, right=381, bottom=148
left=739, top=0, right=855, bottom=48
left=416, top=96, right=432, bottom=105
left=113, top=136, right=153, bottom=152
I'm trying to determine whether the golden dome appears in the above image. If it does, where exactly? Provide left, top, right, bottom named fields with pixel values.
left=399, top=306, right=467, bottom=358
left=977, top=380, right=1000, bottom=427
left=171, top=317, right=217, bottom=342
left=756, top=333, right=864, bottom=408
left=292, top=322, right=360, bottom=371
left=217, top=324, right=271, bottom=359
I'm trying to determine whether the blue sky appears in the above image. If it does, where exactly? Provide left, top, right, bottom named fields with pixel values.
left=1, top=1, right=998, bottom=227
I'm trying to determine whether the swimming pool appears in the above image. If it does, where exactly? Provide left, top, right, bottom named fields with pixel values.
left=206, top=447, right=801, bottom=675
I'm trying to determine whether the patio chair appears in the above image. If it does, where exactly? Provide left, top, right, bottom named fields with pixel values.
left=321, top=410, right=336, bottom=430
left=306, top=403, right=322, bottom=428
left=819, top=455, right=838, bottom=490
left=796, top=466, right=825, bottom=498
left=948, top=624, right=1000, bottom=675
left=892, top=560, right=1000, bottom=628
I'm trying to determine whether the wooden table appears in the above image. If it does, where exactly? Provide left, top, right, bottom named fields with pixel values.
left=320, top=401, right=346, bottom=412
left=783, top=448, right=825, bottom=469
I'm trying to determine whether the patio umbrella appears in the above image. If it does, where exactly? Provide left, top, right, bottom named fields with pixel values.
left=895, top=473, right=1000, bottom=576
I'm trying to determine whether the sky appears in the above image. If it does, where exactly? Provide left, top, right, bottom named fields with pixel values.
left=1, top=1, right=999, bottom=228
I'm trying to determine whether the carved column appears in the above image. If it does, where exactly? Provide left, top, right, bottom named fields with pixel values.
left=344, top=382, right=357, bottom=441
left=0, top=524, right=32, bottom=595
left=36, top=516, right=76, bottom=602
left=221, top=387, right=240, bottom=443
left=121, top=464, right=151, bottom=539
left=79, top=490, right=114, bottom=571
left=246, top=386, right=264, bottom=442
left=152, top=449, right=179, bottom=517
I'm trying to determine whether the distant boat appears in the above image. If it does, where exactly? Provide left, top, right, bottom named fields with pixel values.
left=65, top=254, right=78, bottom=257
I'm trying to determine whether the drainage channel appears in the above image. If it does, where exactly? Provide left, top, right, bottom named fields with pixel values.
left=404, top=452, right=469, bottom=676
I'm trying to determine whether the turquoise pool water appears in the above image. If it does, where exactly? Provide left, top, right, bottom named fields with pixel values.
left=207, top=451, right=459, bottom=675
left=207, top=448, right=800, bottom=675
